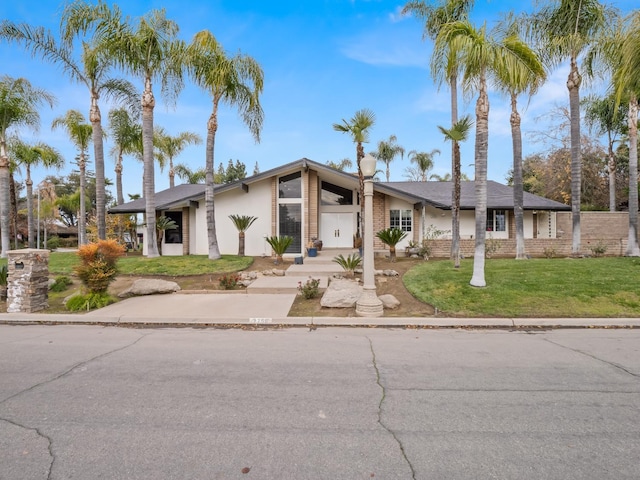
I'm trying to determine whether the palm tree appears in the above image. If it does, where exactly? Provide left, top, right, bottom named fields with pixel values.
left=404, top=149, right=440, bottom=181
left=529, top=0, right=611, bottom=255
left=174, top=163, right=206, bottom=184
left=154, top=128, right=202, bottom=188
left=1, top=4, right=138, bottom=240
left=494, top=21, right=546, bottom=260
left=52, top=110, right=92, bottom=246
left=0, top=76, right=55, bottom=257
left=229, top=214, right=257, bottom=256
left=94, top=8, right=186, bottom=257
left=10, top=139, right=63, bottom=247
left=372, top=135, right=405, bottom=182
left=108, top=107, right=141, bottom=205
left=436, top=20, right=538, bottom=286
left=187, top=29, right=264, bottom=261
left=582, top=94, right=627, bottom=212
left=333, top=108, right=376, bottom=237
left=613, top=11, right=640, bottom=256
left=376, top=227, right=408, bottom=262
left=438, top=115, right=473, bottom=267
left=155, top=215, right=177, bottom=256
left=326, top=158, right=353, bottom=172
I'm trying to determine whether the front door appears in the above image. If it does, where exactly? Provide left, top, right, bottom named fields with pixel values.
left=321, top=213, right=353, bottom=248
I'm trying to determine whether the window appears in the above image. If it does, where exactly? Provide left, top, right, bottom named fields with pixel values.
left=390, top=209, right=412, bottom=232
left=278, top=172, right=301, bottom=198
left=164, top=211, right=182, bottom=243
left=321, top=181, right=353, bottom=205
left=279, top=204, right=301, bottom=253
left=486, top=209, right=506, bottom=232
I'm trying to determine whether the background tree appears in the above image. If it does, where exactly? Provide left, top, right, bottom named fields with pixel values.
left=372, top=134, right=405, bottom=182
left=108, top=107, right=141, bottom=205
left=0, top=76, right=55, bottom=257
left=154, top=127, right=202, bottom=187
left=326, top=158, right=353, bottom=172
left=529, top=0, right=611, bottom=255
left=252, top=161, right=260, bottom=175
left=333, top=108, right=376, bottom=238
left=52, top=110, right=92, bottom=246
left=188, top=29, right=264, bottom=260
left=10, top=139, right=63, bottom=247
left=174, top=163, right=206, bottom=184
left=404, top=149, right=440, bottom=181
left=438, top=115, right=473, bottom=267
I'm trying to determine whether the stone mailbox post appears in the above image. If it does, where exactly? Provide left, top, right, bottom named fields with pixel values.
left=7, top=249, right=50, bottom=313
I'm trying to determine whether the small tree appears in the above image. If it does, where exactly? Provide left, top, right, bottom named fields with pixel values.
left=376, top=227, right=408, bottom=262
left=156, top=215, right=177, bottom=256
left=229, top=214, right=257, bottom=256
left=265, top=235, right=293, bottom=264
left=74, top=239, right=125, bottom=293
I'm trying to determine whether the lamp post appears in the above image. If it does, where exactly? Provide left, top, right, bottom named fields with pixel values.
left=356, top=153, right=383, bottom=317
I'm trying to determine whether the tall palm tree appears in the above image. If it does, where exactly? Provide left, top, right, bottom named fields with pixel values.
left=0, top=76, right=55, bottom=258
left=529, top=0, right=611, bottom=255
left=333, top=108, right=376, bottom=237
left=52, top=110, right=92, bottom=246
left=372, top=134, right=405, bottom=182
left=94, top=8, right=186, bottom=257
left=495, top=21, right=546, bottom=260
left=438, top=115, right=473, bottom=267
left=403, top=0, right=475, bottom=261
left=613, top=11, right=640, bottom=256
left=436, top=20, right=538, bottom=286
left=405, top=149, right=440, bottom=182
left=187, top=29, right=264, bottom=260
left=582, top=94, right=627, bottom=212
left=1, top=3, right=138, bottom=240
left=108, top=107, right=141, bottom=205
left=154, top=128, right=202, bottom=188
left=174, top=163, right=206, bottom=184
left=10, top=139, right=63, bottom=247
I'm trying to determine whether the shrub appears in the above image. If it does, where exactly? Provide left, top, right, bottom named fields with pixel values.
left=375, top=227, right=408, bottom=262
left=0, top=264, right=7, bottom=286
left=219, top=273, right=241, bottom=290
left=333, top=253, right=362, bottom=278
left=66, top=292, right=116, bottom=312
left=543, top=247, right=556, bottom=259
left=485, top=237, right=502, bottom=258
left=589, top=241, right=607, bottom=257
left=45, top=236, right=61, bottom=251
left=50, top=275, right=73, bottom=292
left=419, top=225, right=449, bottom=259
left=75, top=240, right=125, bottom=293
left=265, top=235, right=293, bottom=264
left=298, top=278, right=320, bottom=299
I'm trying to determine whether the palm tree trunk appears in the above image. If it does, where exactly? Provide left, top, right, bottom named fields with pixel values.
left=169, top=158, right=175, bottom=188
left=470, top=73, right=488, bottom=288
left=91, top=98, right=106, bottom=240
left=356, top=142, right=365, bottom=240
left=239, top=231, right=245, bottom=256
left=206, top=100, right=222, bottom=260
left=26, top=168, right=34, bottom=248
left=78, top=154, right=87, bottom=246
left=115, top=152, right=124, bottom=205
left=450, top=72, right=461, bottom=267
left=510, top=93, right=526, bottom=260
left=626, top=96, right=639, bottom=256
left=568, top=56, right=582, bottom=255
left=9, top=170, right=18, bottom=249
left=607, top=130, right=616, bottom=212
left=142, top=78, right=159, bottom=257
left=0, top=140, right=10, bottom=257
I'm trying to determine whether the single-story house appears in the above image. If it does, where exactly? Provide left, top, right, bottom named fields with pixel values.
left=108, top=158, right=570, bottom=257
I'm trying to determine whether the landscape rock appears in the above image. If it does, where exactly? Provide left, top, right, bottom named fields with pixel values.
left=383, top=269, right=399, bottom=277
left=272, top=269, right=286, bottom=276
left=238, top=280, right=253, bottom=287
left=119, top=279, right=181, bottom=298
left=320, top=279, right=362, bottom=308
left=240, top=271, right=258, bottom=280
left=374, top=270, right=384, bottom=276
left=48, top=278, right=56, bottom=289
left=379, top=294, right=400, bottom=309
left=262, top=270, right=274, bottom=276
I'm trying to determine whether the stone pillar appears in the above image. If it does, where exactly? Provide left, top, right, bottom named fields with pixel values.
left=6, top=249, right=50, bottom=313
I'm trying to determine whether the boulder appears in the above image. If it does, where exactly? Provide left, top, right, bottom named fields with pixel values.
left=240, top=271, right=258, bottom=280
left=379, top=294, right=400, bottom=310
left=119, top=279, right=181, bottom=298
left=272, top=269, right=286, bottom=276
left=320, top=279, right=363, bottom=308
left=383, top=269, right=399, bottom=277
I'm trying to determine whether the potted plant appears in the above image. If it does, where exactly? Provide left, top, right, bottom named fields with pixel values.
left=311, top=237, right=323, bottom=251
left=405, top=240, right=420, bottom=256
left=265, top=235, right=293, bottom=264
left=306, top=242, right=318, bottom=257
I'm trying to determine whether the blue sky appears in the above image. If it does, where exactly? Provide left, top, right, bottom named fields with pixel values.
left=1, top=0, right=636, bottom=202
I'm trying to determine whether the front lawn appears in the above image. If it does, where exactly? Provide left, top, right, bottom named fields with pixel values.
left=403, top=257, right=640, bottom=317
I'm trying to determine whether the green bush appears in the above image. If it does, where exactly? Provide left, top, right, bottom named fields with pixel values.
left=66, top=292, right=116, bottom=311
left=298, top=278, right=320, bottom=299
left=50, top=275, right=73, bottom=292
left=45, top=236, right=61, bottom=251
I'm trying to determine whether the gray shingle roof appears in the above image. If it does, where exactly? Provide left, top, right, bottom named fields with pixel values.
left=109, top=184, right=206, bottom=214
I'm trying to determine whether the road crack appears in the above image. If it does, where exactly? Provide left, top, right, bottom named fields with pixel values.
left=544, top=337, right=640, bottom=379
left=367, top=337, right=416, bottom=479
left=0, top=417, right=54, bottom=480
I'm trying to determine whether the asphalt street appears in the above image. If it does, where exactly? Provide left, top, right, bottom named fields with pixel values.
left=0, top=326, right=638, bottom=479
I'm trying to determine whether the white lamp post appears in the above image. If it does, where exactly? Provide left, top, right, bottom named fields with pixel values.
left=356, top=153, right=383, bottom=317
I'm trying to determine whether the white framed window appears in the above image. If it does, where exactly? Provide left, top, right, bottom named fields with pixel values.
left=390, top=209, right=412, bottom=232
left=486, top=209, right=506, bottom=232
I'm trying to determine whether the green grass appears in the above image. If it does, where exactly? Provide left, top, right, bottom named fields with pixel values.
left=403, top=257, right=640, bottom=317
left=1, top=252, right=254, bottom=276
